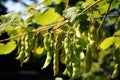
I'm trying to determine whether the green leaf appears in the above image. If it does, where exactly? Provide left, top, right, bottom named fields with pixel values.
left=97, top=1, right=109, bottom=14
left=0, top=41, right=16, bottom=55
left=82, top=0, right=94, bottom=8
left=0, top=13, right=21, bottom=34
left=42, top=0, right=52, bottom=5
left=56, top=0, right=62, bottom=4
left=108, top=17, right=116, bottom=25
left=63, top=6, right=81, bottom=22
left=24, top=14, right=34, bottom=25
left=36, top=46, right=44, bottom=55
left=93, top=11, right=101, bottom=18
left=34, top=8, right=63, bottom=25
left=114, top=30, right=120, bottom=36
left=100, top=37, right=115, bottom=50
left=114, top=38, right=120, bottom=49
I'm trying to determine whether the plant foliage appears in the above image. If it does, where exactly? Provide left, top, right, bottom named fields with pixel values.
left=0, top=0, right=120, bottom=79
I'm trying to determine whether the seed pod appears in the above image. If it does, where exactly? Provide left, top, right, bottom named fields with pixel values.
left=41, top=34, right=53, bottom=69
left=111, top=64, right=119, bottom=78
left=53, top=49, right=59, bottom=76
left=16, top=35, right=26, bottom=66
left=43, top=35, right=50, bottom=51
left=85, top=44, right=93, bottom=72
left=112, top=49, right=120, bottom=78
left=63, top=36, right=72, bottom=77
left=53, top=35, right=60, bottom=76
left=63, top=61, right=72, bottom=77
left=60, top=49, right=65, bottom=64
left=71, top=62, right=80, bottom=79
left=71, top=35, right=81, bottom=79
left=23, top=34, right=31, bottom=63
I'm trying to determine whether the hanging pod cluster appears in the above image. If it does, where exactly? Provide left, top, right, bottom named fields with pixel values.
left=112, top=49, right=120, bottom=78
left=63, top=24, right=83, bottom=79
left=42, top=32, right=63, bottom=76
left=16, top=33, right=33, bottom=66
left=41, top=19, right=99, bottom=79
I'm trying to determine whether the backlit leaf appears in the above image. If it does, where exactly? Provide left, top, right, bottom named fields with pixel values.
left=100, top=37, right=115, bottom=50
left=56, top=0, right=62, bottom=4
left=108, top=17, right=116, bottom=25
left=0, top=13, right=21, bottom=34
left=34, top=8, right=63, bottom=25
left=113, top=30, right=120, bottom=36
left=0, top=41, right=17, bottom=55
left=63, top=6, right=81, bottom=22
left=36, top=46, right=44, bottom=55
left=82, top=0, right=94, bottom=8
left=42, top=0, right=52, bottom=5
left=114, top=38, right=120, bottom=49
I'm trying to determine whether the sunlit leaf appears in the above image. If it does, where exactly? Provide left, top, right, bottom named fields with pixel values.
left=24, top=14, right=34, bottom=25
left=93, top=11, right=101, bottom=18
left=108, top=17, right=116, bottom=25
left=110, top=0, right=120, bottom=10
left=114, top=38, right=120, bottom=49
left=63, top=6, right=82, bottom=22
left=0, top=41, right=16, bottom=55
left=56, top=0, right=62, bottom=4
left=82, top=0, right=94, bottom=8
left=100, top=37, right=115, bottom=50
left=0, top=13, right=21, bottom=34
left=34, top=8, right=63, bottom=25
left=113, top=30, right=120, bottom=36
left=42, top=0, right=52, bottom=5
left=36, top=46, right=44, bottom=55
left=97, top=1, right=109, bottom=14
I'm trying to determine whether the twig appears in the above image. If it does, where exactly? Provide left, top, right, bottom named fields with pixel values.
left=0, top=0, right=103, bottom=42
left=81, top=0, right=101, bottom=13
left=0, top=20, right=69, bottom=42
left=97, top=1, right=113, bottom=32
left=65, top=0, right=69, bottom=9
left=32, top=20, right=69, bottom=32
left=0, top=33, right=26, bottom=42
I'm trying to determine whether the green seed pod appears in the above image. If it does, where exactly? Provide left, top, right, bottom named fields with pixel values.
left=16, top=35, right=25, bottom=63
left=41, top=34, right=53, bottom=69
left=71, top=62, right=80, bottom=79
left=60, top=49, right=65, bottom=64
left=71, top=35, right=81, bottom=79
left=43, top=35, right=50, bottom=51
left=85, top=44, right=93, bottom=72
left=112, top=49, right=120, bottom=78
left=41, top=51, right=53, bottom=69
left=63, top=36, right=72, bottom=77
left=111, top=64, right=119, bottom=78
left=53, top=49, right=59, bottom=76
left=65, top=62, right=72, bottom=77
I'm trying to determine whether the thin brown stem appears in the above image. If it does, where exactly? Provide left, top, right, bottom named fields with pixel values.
left=65, top=0, right=69, bottom=9
left=97, top=1, right=113, bottom=32
left=0, top=33, right=26, bottom=42
left=81, top=0, right=101, bottom=13
left=0, top=0, right=104, bottom=42
left=0, top=20, right=69, bottom=42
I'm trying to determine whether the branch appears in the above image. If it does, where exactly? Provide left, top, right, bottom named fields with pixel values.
left=97, top=1, right=113, bottom=32
left=65, top=0, right=69, bottom=9
left=0, top=0, right=102, bottom=42
left=0, top=20, right=69, bottom=42
left=81, top=0, right=101, bottom=13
